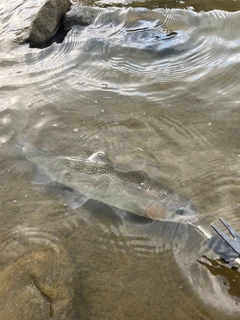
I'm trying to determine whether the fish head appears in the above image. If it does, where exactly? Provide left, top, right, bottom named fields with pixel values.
left=145, top=200, right=198, bottom=224
left=170, top=201, right=199, bottom=224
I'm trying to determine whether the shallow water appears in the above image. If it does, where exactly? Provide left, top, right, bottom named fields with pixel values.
left=1, top=0, right=240, bottom=319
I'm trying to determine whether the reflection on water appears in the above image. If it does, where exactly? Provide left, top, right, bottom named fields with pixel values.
left=1, top=0, right=240, bottom=319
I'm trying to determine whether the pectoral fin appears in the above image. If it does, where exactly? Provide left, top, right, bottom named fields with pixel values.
left=64, top=189, right=89, bottom=209
left=31, top=165, right=54, bottom=185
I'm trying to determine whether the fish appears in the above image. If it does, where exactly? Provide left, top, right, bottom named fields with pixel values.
left=13, top=135, right=198, bottom=224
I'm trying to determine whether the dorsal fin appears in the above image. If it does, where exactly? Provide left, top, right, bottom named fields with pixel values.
left=87, top=151, right=113, bottom=164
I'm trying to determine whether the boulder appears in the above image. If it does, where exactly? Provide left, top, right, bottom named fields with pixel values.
left=21, top=0, right=71, bottom=44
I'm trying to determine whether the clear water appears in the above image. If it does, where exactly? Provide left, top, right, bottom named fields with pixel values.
left=1, top=0, right=240, bottom=319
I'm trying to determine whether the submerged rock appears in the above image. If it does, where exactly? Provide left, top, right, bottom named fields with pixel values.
left=63, top=5, right=98, bottom=31
left=0, top=248, right=75, bottom=320
left=18, top=0, right=71, bottom=45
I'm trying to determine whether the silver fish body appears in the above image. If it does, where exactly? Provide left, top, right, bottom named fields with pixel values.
left=14, top=136, right=198, bottom=223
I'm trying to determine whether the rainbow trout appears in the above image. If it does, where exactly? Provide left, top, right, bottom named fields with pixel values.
left=14, top=136, right=198, bottom=223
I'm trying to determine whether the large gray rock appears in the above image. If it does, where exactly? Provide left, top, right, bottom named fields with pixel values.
left=21, top=0, right=71, bottom=44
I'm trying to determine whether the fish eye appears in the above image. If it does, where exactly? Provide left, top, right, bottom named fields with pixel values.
left=176, top=208, right=185, bottom=215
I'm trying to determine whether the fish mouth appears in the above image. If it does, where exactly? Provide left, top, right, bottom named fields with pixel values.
left=172, top=206, right=199, bottom=223
left=173, top=213, right=199, bottom=224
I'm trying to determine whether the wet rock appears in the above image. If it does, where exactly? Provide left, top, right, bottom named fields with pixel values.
left=63, top=5, right=98, bottom=31
left=18, top=0, right=71, bottom=45
left=0, top=248, right=75, bottom=320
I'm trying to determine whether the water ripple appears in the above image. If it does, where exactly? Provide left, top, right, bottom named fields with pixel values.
left=1, top=7, right=237, bottom=104
left=10, top=226, right=60, bottom=252
left=0, top=225, right=60, bottom=271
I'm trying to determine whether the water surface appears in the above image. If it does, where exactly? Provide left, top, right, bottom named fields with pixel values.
left=0, top=0, right=240, bottom=319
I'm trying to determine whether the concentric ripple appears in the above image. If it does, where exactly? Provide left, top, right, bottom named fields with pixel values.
left=9, top=226, right=60, bottom=252
left=1, top=7, right=239, bottom=104
left=0, top=225, right=60, bottom=271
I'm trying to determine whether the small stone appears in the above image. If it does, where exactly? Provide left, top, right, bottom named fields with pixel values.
left=13, top=200, right=17, bottom=203
left=73, top=128, right=79, bottom=132
left=53, top=123, right=58, bottom=127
